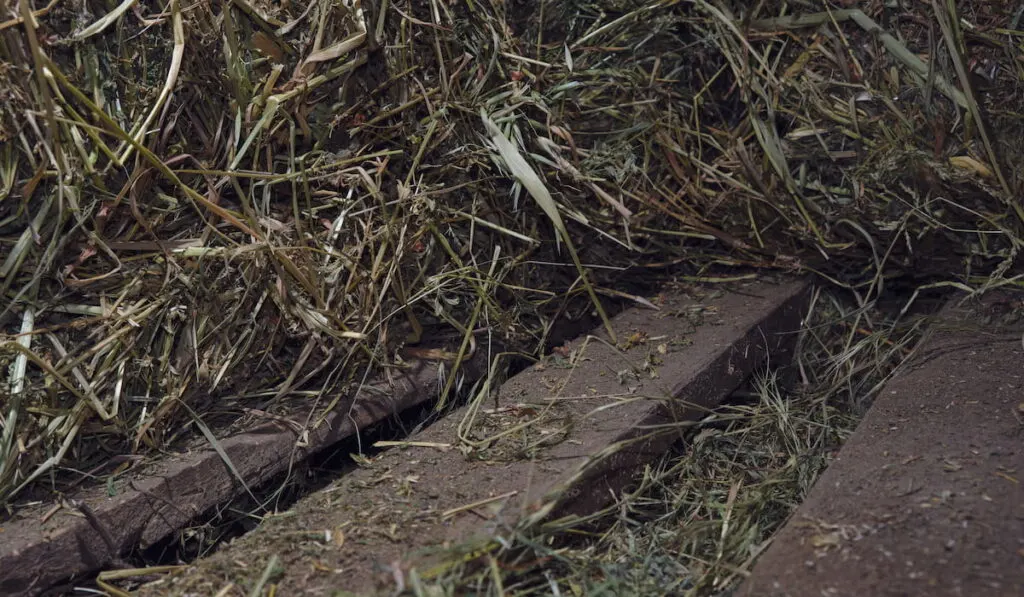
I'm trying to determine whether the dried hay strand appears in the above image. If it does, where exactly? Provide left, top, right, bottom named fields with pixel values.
left=1, top=0, right=1022, bottom=528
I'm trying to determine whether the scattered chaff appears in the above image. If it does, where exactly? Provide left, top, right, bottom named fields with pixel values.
left=1, top=1, right=1023, bottom=585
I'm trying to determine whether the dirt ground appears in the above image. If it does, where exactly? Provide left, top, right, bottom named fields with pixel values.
left=739, top=293, right=1024, bottom=597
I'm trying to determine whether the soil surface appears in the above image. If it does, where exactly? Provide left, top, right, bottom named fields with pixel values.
left=134, top=278, right=808, bottom=596
left=739, top=293, right=1024, bottom=597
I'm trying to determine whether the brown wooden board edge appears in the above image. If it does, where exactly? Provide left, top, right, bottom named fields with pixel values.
left=121, top=279, right=811, bottom=596
left=522, top=280, right=809, bottom=529
left=0, top=351, right=491, bottom=597
left=385, top=280, right=812, bottom=583
left=735, top=289, right=1024, bottom=597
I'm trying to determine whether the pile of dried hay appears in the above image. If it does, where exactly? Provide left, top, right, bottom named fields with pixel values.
left=1, top=0, right=1021, bottom=521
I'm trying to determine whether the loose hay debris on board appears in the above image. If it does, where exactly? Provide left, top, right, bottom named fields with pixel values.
left=1, top=0, right=1022, bottom=513
left=405, top=287, right=928, bottom=596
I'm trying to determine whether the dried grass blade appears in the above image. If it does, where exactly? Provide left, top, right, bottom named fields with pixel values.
left=118, top=0, right=185, bottom=164
left=181, top=401, right=259, bottom=504
left=932, top=0, right=1014, bottom=202
left=480, top=110, right=616, bottom=342
left=74, top=0, right=137, bottom=40
left=749, top=9, right=968, bottom=108
left=0, top=308, right=35, bottom=492
left=42, top=58, right=260, bottom=238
